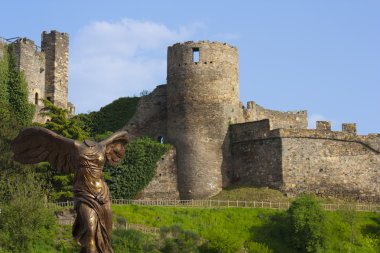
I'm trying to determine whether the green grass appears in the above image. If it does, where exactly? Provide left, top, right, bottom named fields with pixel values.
left=112, top=205, right=380, bottom=253
left=211, top=186, right=289, bottom=202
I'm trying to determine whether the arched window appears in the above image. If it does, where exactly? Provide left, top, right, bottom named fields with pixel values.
left=35, top=92, right=39, bottom=105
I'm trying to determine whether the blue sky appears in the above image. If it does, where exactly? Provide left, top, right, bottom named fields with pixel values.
left=1, top=1, right=379, bottom=134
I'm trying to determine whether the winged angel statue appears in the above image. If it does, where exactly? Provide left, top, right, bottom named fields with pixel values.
left=12, top=127, right=129, bottom=253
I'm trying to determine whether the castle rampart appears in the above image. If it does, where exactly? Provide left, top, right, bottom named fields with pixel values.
left=243, top=101, right=308, bottom=129
left=231, top=120, right=380, bottom=201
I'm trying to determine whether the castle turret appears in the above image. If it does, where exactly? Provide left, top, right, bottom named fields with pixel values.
left=42, top=30, right=69, bottom=109
left=167, top=41, right=240, bottom=199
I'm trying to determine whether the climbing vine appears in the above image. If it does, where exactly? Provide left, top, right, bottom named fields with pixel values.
left=104, top=137, right=171, bottom=199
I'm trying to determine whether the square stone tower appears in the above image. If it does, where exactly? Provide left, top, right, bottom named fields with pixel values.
left=41, top=30, right=69, bottom=109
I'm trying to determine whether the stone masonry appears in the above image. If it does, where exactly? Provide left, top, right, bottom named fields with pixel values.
left=0, top=31, right=73, bottom=122
left=125, top=40, right=380, bottom=201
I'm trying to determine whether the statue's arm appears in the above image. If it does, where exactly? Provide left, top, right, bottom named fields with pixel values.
left=12, top=127, right=78, bottom=173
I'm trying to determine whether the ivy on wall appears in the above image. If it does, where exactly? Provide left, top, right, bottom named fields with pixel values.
left=104, top=137, right=171, bottom=199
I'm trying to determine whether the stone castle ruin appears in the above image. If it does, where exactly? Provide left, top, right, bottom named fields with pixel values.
left=125, top=41, right=380, bottom=201
left=2, top=31, right=379, bottom=201
left=0, top=30, right=74, bottom=122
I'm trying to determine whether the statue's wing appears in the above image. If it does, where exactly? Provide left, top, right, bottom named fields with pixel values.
left=100, top=131, right=129, bottom=165
left=12, top=127, right=78, bottom=173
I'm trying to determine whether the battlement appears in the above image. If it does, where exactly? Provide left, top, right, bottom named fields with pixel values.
left=246, top=101, right=307, bottom=115
left=167, top=40, right=238, bottom=74
left=231, top=119, right=380, bottom=153
left=170, top=40, right=237, bottom=49
left=42, top=30, right=68, bottom=37
left=243, top=101, right=308, bottom=129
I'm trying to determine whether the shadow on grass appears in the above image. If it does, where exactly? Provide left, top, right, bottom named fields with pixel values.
left=249, top=212, right=294, bottom=253
left=361, top=216, right=380, bottom=236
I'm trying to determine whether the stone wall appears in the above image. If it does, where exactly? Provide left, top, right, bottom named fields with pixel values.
left=42, top=30, right=69, bottom=109
left=123, top=85, right=167, bottom=140
left=243, top=101, right=307, bottom=129
left=231, top=120, right=380, bottom=201
left=138, top=148, right=180, bottom=200
left=282, top=137, right=380, bottom=201
left=12, top=38, right=46, bottom=108
left=167, top=41, right=241, bottom=199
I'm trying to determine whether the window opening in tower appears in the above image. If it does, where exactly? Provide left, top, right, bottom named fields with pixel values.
left=192, top=48, right=200, bottom=62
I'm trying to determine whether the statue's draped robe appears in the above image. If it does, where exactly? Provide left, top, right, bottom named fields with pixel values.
left=72, top=143, right=113, bottom=253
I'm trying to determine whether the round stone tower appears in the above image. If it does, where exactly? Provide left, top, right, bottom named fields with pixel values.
left=167, top=41, right=240, bottom=199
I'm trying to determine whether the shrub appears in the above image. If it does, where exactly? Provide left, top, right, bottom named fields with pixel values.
left=161, top=225, right=201, bottom=253
left=200, top=230, right=242, bottom=253
left=288, top=195, right=327, bottom=253
left=112, top=229, right=159, bottom=253
left=0, top=173, right=57, bottom=252
left=246, top=241, right=273, bottom=253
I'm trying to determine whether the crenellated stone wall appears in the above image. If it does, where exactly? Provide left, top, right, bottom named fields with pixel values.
left=231, top=120, right=380, bottom=201
left=242, top=101, right=307, bottom=129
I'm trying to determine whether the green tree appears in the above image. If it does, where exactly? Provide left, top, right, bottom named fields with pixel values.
left=0, top=45, right=32, bottom=173
left=0, top=172, right=57, bottom=253
left=288, top=195, right=327, bottom=253
left=38, top=99, right=90, bottom=201
left=40, top=99, right=89, bottom=141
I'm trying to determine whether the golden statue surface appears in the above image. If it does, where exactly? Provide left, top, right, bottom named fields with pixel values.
left=12, top=127, right=128, bottom=253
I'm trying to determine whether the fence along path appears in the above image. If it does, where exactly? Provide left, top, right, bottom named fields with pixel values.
left=52, top=199, right=380, bottom=212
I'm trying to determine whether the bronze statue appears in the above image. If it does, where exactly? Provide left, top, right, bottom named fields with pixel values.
left=12, top=127, right=128, bottom=253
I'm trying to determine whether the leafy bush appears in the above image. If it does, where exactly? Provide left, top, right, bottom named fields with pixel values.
left=246, top=241, right=273, bottom=253
left=161, top=225, right=202, bottom=253
left=112, top=229, right=159, bottom=253
left=40, top=99, right=89, bottom=141
left=288, top=195, right=327, bottom=253
left=200, top=230, right=242, bottom=253
left=105, top=137, right=171, bottom=199
left=0, top=173, right=57, bottom=252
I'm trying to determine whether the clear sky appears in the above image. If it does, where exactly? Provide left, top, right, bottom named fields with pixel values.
left=1, top=1, right=379, bottom=134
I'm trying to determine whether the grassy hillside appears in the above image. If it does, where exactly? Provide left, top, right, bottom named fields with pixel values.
left=112, top=205, right=380, bottom=253
left=74, top=96, right=139, bottom=137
